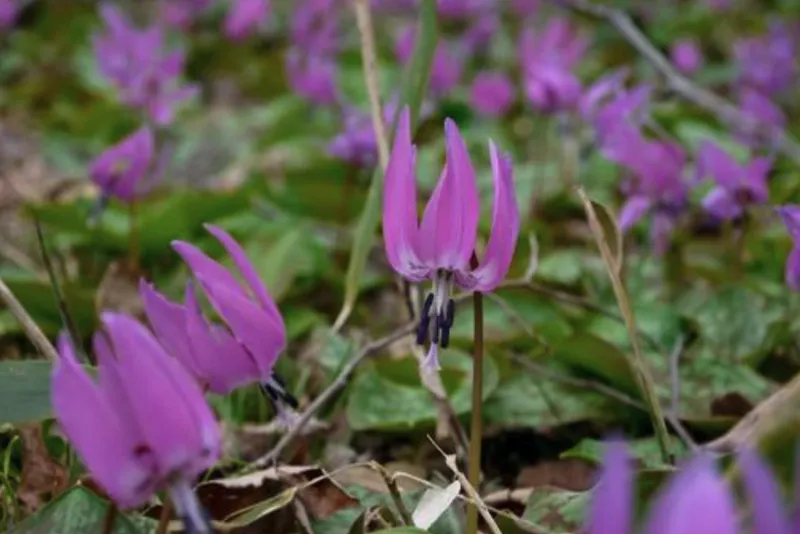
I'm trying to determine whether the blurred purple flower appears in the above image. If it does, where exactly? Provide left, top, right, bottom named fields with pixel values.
left=778, top=205, right=800, bottom=292
left=588, top=442, right=740, bottom=534
left=290, top=0, right=340, bottom=55
left=158, top=0, right=213, bottom=29
left=93, top=4, right=198, bottom=125
left=696, top=141, right=771, bottom=221
left=396, top=26, right=463, bottom=97
left=510, top=0, right=540, bottom=18
left=581, top=70, right=652, bottom=151
left=370, top=0, right=417, bottom=13
left=0, top=0, right=20, bottom=28
left=603, top=125, right=688, bottom=254
left=383, top=107, right=520, bottom=369
left=52, top=315, right=220, bottom=516
left=737, top=87, right=786, bottom=147
left=225, top=0, right=270, bottom=41
left=734, top=21, right=798, bottom=96
left=518, top=18, right=588, bottom=113
left=671, top=39, right=703, bottom=75
left=470, top=71, right=515, bottom=117
left=90, top=126, right=155, bottom=204
left=462, top=16, right=499, bottom=54
left=285, top=49, right=339, bottom=105
left=436, top=0, right=495, bottom=19
left=328, top=105, right=387, bottom=168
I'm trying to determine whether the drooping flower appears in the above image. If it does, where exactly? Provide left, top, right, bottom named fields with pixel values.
left=382, top=107, right=520, bottom=369
left=696, top=141, right=771, bottom=221
left=734, top=21, right=798, bottom=97
left=93, top=4, right=198, bottom=125
left=602, top=125, right=688, bottom=255
left=225, top=0, right=270, bottom=41
left=580, top=70, right=652, bottom=150
left=737, top=87, right=786, bottom=147
left=776, top=205, right=800, bottom=292
left=671, top=39, right=703, bottom=75
left=90, top=126, right=155, bottom=204
left=518, top=17, right=588, bottom=113
left=52, top=315, right=220, bottom=527
left=0, top=0, right=19, bottom=28
left=470, top=71, right=515, bottom=117
left=395, top=26, right=463, bottom=97
left=285, top=49, right=339, bottom=105
left=587, top=442, right=739, bottom=534
left=171, top=224, right=287, bottom=385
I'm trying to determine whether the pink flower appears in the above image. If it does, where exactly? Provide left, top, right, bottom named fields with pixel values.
left=470, top=71, right=515, bottom=117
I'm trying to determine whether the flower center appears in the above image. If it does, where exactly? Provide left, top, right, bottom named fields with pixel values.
left=416, top=270, right=455, bottom=349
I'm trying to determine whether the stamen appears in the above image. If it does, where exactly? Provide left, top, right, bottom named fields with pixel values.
left=260, top=373, right=299, bottom=409
left=169, top=481, right=212, bottom=534
left=416, top=293, right=434, bottom=345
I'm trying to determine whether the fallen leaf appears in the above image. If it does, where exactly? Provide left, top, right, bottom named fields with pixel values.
left=95, top=262, right=144, bottom=317
left=17, top=424, right=69, bottom=516
left=411, top=480, right=461, bottom=529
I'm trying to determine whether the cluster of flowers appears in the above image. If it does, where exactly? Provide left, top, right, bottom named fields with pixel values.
left=52, top=224, right=289, bottom=531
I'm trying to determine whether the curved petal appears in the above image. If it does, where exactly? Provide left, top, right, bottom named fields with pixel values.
left=696, top=141, right=743, bottom=190
left=778, top=205, right=800, bottom=239
left=184, top=285, right=261, bottom=395
left=196, top=278, right=284, bottom=380
left=417, top=119, right=479, bottom=271
left=738, top=448, right=790, bottom=534
left=382, top=106, right=427, bottom=281
left=785, top=245, right=800, bottom=292
left=101, top=313, right=220, bottom=479
left=618, top=196, right=652, bottom=232
left=702, top=187, right=742, bottom=221
left=586, top=440, right=632, bottom=534
left=139, top=280, right=201, bottom=380
left=172, top=241, right=242, bottom=293
left=465, top=143, right=519, bottom=292
left=744, top=157, right=772, bottom=203
left=643, top=455, right=738, bottom=534
left=203, top=224, right=285, bottom=335
left=52, top=333, right=153, bottom=509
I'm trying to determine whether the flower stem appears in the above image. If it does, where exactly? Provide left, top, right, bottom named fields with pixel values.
left=466, top=288, right=484, bottom=534
left=128, top=202, right=140, bottom=274
left=155, top=498, right=172, bottom=534
left=101, top=503, right=117, bottom=534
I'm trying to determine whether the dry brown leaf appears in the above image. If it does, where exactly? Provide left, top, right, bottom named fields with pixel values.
left=17, top=424, right=69, bottom=516
left=95, top=261, right=144, bottom=317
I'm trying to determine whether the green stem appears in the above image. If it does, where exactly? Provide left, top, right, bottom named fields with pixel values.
left=466, top=290, right=484, bottom=534
left=128, top=202, right=140, bottom=274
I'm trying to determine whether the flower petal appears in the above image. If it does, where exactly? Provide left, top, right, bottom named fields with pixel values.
left=777, top=205, right=800, bottom=239
left=52, top=333, right=153, bottom=509
left=101, top=313, right=220, bottom=479
left=195, top=278, right=284, bottom=380
left=203, top=224, right=285, bottom=336
left=382, top=106, right=427, bottom=281
left=618, top=196, right=651, bottom=231
left=738, top=448, right=790, bottom=534
left=586, top=440, right=632, bottom=534
left=184, top=284, right=261, bottom=395
left=702, top=187, right=743, bottom=221
left=643, top=455, right=738, bottom=534
left=417, top=118, right=479, bottom=271
left=465, top=143, right=519, bottom=292
left=696, top=141, right=743, bottom=191
left=785, top=245, right=800, bottom=292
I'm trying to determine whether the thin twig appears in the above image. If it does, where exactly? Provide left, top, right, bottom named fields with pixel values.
left=548, top=0, right=800, bottom=165
left=245, top=323, right=417, bottom=470
left=372, top=462, right=413, bottom=526
left=466, top=290, right=484, bottom=534
left=0, top=276, right=59, bottom=361
left=428, top=438, right=503, bottom=534
left=669, top=335, right=686, bottom=418
left=353, top=0, right=389, bottom=168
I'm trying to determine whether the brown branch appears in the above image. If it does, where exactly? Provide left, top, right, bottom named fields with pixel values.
left=0, top=276, right=59, bottom=361
left=548, top=0, right=800, bottom=165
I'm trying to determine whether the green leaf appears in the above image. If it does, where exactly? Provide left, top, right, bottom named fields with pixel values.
left=370, top=529, right=431, bottom=533
left=562, top=437, right=687, bottom=469
left=14, top=486, right=155, bottom=533
left=346, top=349, right=498, bottom=431
left=522, top=487, right=587, bottom=534
left=0, top=360, right=94, bottom=424
left=333, top=0, right=438, bottom=330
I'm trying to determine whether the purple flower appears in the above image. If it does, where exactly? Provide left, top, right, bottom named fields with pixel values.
left=696, top=141, right=771, bottom=221
left=52, top=315, right=220, bottom=512
left=290, top=0, right=340, bottom=55
left=436, top=0, right=495, bottom=19
left=0, top=0, right=20, bottom=29
left=581, top=72, right=652, bottom=153
left=518, top=18, right=588, bottom=113
left=777, top=205, right=800, bottom=292
left=603, top=125, right=688, bottom=254
left=382, top=107, right=520, bottom=368
left=93, top=4, right=198, bottom=125
left=470, top=71, right=515, bottom=117
left=671, top=39, right=703, bottom=75
left=328, top=105, right=388, bottom=168
left=737, top=87, right=786, bottom=147
left=734, top=21, right=798, bottom=96
left=396, top=26, right=463, bottom=97
left=90, top=126, right=155, bottom=204
left=171, top=224, right=287, bottom=383
left=158, top=0, right=214, bottom=29
left=285, top=49, right=339, bottom=105
left=587, top=442, right=739, bottom=534
left=370, top=0, right=417, bottom=13
left=225, top=0, right=270, bottom=41
left=510, top=0, right=540, bottom=18
left=462, top=16, right=499, bottom=54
